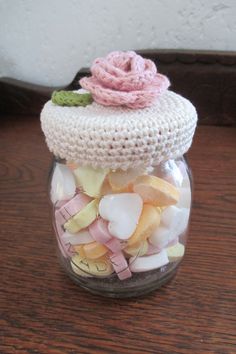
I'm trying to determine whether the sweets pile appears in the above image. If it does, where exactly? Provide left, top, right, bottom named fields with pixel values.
left=52, top=160, right=191, bottom=280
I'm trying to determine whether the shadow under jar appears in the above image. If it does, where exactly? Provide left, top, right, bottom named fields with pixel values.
left=49, top=156, right=192, bottom=298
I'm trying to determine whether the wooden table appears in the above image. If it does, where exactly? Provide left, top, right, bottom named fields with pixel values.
left=0, top=114, right=235, bottom=354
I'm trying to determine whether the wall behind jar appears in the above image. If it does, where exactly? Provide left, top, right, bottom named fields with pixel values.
left=0, top=0, right=235, bottom=86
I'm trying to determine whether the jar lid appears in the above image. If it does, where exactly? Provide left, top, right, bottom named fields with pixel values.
left=41, top=89, right=197, bottom=170
left=41, top=51, right=197, bottom=170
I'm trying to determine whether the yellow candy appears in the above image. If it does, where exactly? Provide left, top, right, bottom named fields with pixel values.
left=124, top=240, right=149, bottom=257
left=71, top=262, right=92, bottom=277
left=100, top=178, right=132, bottom=195
left=74, top=166, right=109, bottom=197
left=133, top=175, right=180, bottom=207
left=127, top=204, right=160, bottom=246
left=64, top=199, right=99, bottom=233
left=83, top=241, right=108, bottom=259
left=167, top=242, right=185, bottom=262
left=108, top=167, right=145, bottom=191
left=64, top=219, right=79, bottom=234
left=71, top=254, right=114, bottom=277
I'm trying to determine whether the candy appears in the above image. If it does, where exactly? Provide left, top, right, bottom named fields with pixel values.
left=105, top=238, right=122, bottom=253
left=154, top=160, right=183, bottom=187
left=83, top=241, right=108, bottom=259
left=100, top=178, right=114, bottom=195
left=99, top=193, right=143, bottom=240
left=71, top=253, right=114, bottom=277
left=164, top=206, right=190, bottom=235
left=127, top=204, right=160, bottom=246
left=71, top=262, right=92, bottom=277
left=129, top=249, right=169, bottom=272
left=61, top=230, right=94, bottom=245
left=149, top=226, right=172, bottom=249
left=166, top=242, right=185, bottom=262
left=55, top=193, right=91, bottom=225
left=73, top=244, right=86, bottom=257
left=66, top=161, right=79, bottom=170
left=73, top=166, right=109, bottom=197
left=145, top=242, right=161, bottom=256
left=64, top=199, right=99, bottom=233
left=177, top=160, right=191, bottom=189
left=89, top=218, right=112, bottom=244
left=150, top=206, right=190, bottom=249
left=89, top=218, right=122, bottom=252
left=51, top=163, right=76, bottom=203
left=55, top=220, right=75, bottom=257
left=124, top=240, right=149, bottom=257
left=110, top=252, right=132, bottom=280
left=176, top=188, right=191, bottom=209
left=133, top=175, right=179, bottom=207
left=108, top=167, right=145, bottom=191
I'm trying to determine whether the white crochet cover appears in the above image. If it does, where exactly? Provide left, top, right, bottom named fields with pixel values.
left=40, top=90, right=197, bottom=170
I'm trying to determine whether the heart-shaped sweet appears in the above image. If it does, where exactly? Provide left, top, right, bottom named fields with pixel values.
left=150, top=206, right=190, bottom=249
left=99, top=193, right=143, bottom=240
left=51, top=163, right=76, bottom=203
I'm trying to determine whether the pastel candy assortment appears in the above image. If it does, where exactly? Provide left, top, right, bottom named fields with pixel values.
left=52, top=161, right=190, bottom=281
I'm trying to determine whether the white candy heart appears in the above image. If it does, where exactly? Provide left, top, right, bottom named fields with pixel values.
left=150, top=206, right=190, bottom=249
left=99, top=193, right=143, bottom=240
left=129, top=249, right=169, bottom=272
left=51, top=163, right=76, bottom=203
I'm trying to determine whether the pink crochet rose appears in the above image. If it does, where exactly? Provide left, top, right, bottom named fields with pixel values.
left=79, top=51, right=170, bottom=109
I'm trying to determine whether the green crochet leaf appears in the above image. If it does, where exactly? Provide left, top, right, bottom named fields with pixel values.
left=51, top=90, right=93, bottom=107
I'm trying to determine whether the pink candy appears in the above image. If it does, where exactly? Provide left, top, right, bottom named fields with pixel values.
left=89, top=218, right=122, bottom=253
left=89, top=218, right=112, bottom=244
left=110, top=252, right=132, bottom=280
left=55, top=193, right=91, bottom=226
left=80, top=51, right=170, bottom=109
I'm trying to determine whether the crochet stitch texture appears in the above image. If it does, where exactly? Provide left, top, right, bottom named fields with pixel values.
left=80, top=51, right=170, bottom=109
left=52, top=90, right=93, bottom=107
left=40, top=89, right=197, bottom=170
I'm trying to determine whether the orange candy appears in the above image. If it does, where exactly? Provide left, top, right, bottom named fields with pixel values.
left=133, top=175, right=179, bottom=207
left=127, top=204, right=160, bottom=247
left=83, top=241, right=108, bottom=259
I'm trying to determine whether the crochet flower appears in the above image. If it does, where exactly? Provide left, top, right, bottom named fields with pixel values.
left=79, top=51, right=170, bottom=109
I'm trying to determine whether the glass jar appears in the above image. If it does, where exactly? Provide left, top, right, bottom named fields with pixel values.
left=49, top=156, right=192, bottom=298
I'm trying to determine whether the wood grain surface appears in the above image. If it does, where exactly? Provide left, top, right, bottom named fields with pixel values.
left=0, top=114, right=235, bottom=353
